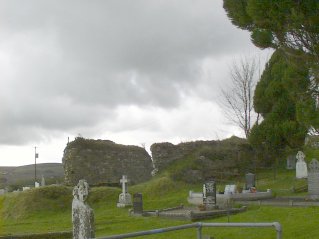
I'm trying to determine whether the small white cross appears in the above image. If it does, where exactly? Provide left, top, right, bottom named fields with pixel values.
left=120, top=175, right=128, bottom=194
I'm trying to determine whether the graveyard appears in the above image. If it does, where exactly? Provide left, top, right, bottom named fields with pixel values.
left=1, top=162, right=319, bottom=239
left=1, top=138, right=319, bottom=239
left=1, top=0, right=319, bottom=238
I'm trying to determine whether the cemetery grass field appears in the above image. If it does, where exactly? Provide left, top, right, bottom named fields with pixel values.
left=0, top=170, right=319, bottom=239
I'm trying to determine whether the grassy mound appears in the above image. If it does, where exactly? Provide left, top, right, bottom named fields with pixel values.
left=0, top=185, right=122, bottom=221
left=1, top=185, right=72, bottom=220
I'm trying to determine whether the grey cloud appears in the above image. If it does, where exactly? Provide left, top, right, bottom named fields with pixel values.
left=0, top=0, right=255, bottom=145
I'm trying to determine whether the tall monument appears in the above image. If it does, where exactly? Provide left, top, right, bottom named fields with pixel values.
left=72, top=179, right=95, bottom=239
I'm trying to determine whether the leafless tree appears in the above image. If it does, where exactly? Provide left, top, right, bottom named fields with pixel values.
left=220, top=57, right=260, bottom=138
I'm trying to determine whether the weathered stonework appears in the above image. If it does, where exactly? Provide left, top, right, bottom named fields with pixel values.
left=72, top=179, right=95, bottom=239
left=63, top=138, right=153, bottom=186
left=151, top=136, right=254, bottom=183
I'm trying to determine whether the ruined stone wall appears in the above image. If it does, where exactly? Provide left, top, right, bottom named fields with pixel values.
left=63, top=138, right=153, bottom=186
left=151, top=140, right=220, bottom=172
left=151, top=137, right=254, bottom=182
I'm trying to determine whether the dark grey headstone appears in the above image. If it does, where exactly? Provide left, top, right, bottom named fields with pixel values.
left=203, top=180, right=216, bottom=210
left=308, top=159, right=319, bottom=199
left=286, top=155, right=296, bottom=170
left=245, top=173, right=256, bottom=190
left=133, top=193, right=143, bottom=214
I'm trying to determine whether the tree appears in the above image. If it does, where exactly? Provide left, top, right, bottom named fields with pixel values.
left=249, top=50, right=310, bottom=153
left=221, top=57, right=259, bottom=138
left=223, top=0, right=319, bottom=79
left=224, top=0, right=319, bottom=136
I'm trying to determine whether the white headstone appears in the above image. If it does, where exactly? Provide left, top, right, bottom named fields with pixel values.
left=117, top=175, right=132, bottom=207
left=35, top=182, right=40, bottom=188
left=296, top=151, right=308, bottom=178
left=224, top=185, right=237, bottom=194
left=41, top=175, right=46, bottom=187
left=72, top=179, right=95, bottom=239
left=23, top=187, right=30, bottom=191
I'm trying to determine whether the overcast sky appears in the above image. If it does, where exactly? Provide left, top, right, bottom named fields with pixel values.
left=0, top=0, right=271, bottom=166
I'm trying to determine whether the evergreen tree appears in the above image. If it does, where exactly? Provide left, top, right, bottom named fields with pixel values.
left=249, top=50, right=310, bottom=153
left=224, top=0, right=319, bottom=153
left=224, top=0, right=319, bottom=79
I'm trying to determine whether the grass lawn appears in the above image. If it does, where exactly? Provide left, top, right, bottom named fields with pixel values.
left=0, top=170, right=317, bottom=238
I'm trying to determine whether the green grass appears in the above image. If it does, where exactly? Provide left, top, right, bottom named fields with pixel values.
left=0, top=170, right=317, bottom=238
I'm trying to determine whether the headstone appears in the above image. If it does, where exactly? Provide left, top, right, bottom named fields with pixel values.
left=117, top=175, right=132, bottom=207
left=72, top=179, right=95, bottom=239
left=35, top=182, right=40, bottom=188
left=203, top=180, right=217, bottom=210
left=224, top=184, right=237, bottom=194
left=296, top=151, right=308, bottom=178
left=41, top=175, right=46, bottom=187
left=286, top=155, right=296, bottom=170
left=133, top=193, right=143, bottom=214
left=308, top=159, right=319, bottom=199
left=22, top=187, right=30, bottom=191
left=245, top=173, right=256, bottom=190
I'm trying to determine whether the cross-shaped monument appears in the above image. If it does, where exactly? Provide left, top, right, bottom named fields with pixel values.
left=120, top=175, right=128, bottom=194
left=117, top=175, right=132, bottom=207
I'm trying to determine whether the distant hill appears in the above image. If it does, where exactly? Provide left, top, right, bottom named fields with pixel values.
left=0, top=163, right=64, bottom=189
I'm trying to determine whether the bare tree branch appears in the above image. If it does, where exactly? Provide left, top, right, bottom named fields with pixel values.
left=220, top=56, right=260, bottom=138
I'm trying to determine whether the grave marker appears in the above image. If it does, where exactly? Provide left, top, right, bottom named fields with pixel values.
left=22, top=187, right=30, bottom=191
left=296, top=151, right=308, bottom=179
left=203, top=180, right=217, bottom=210
left=117, top=175, right=132, bottom=207
left=41, top=175, right=46, bottom=187
left=286, top=155, right=296, bottom=170
left=133, top=193, right=143, bottom=214
left=72, top=179, right=95, bottom=239
left=245, top=173, right=256, bottom=190
left=224, top=185, right=237, bottom=194
left=308, top=159, right=319, bottom=199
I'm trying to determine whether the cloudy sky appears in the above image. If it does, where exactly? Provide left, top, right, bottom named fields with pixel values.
left=0, top=0, right=271, bottom=166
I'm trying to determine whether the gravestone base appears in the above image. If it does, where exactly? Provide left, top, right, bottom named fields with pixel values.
left=205, top=205, right=219, bottom=211
left=141, top=205, right=246, bottom=221
left=307, top=194, right=319, bottom=200
left=117, top=193, right=132, bottom=207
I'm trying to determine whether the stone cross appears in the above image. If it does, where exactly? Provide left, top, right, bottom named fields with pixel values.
left=117, top=175, right=132, bottom=207
left=120, top=175, right=128, bottom=194
left=72, top=179, right=95, bottom=239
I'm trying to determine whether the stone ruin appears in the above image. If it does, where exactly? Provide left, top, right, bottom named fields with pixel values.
left=63, top=136, right=255, bottom=186
left=72, top=179, right=95, bottom=239
left=63, top=138, right=153, bottom=186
